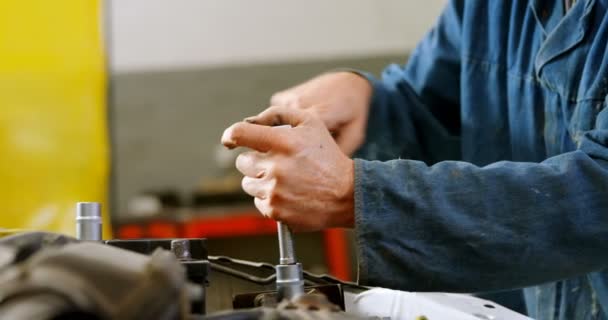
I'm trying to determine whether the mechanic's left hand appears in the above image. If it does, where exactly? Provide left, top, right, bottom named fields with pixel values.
left=221, top=106, right=355, bottom=231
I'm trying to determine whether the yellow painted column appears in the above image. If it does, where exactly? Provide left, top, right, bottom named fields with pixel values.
left=0, top=1, right=111, bottom=238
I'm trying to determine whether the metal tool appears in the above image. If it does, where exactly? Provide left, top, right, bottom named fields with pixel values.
left=75, top=202, right=102, bottom=241
left=278, top=222, right=295, bottom=264
left=275, top=222, right=304, bottom=301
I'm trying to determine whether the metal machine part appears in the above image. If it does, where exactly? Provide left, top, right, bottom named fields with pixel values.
left=208, top=254, right=365, bottom=312
left=75, top=202, right=102, bottom=241
left=0, top=231, right=532, bottom=320
left=232, top=285, right=345, bottom=310
left=203, top=307, right=362, bottom=320
left=212, top=289, right=357, bottom=320
left=77, top=201, right=209, bottom=315
left=105, top=238, right=210, bottom=315
left=207, top=255, right=366, bottom=290
left=172, top=239, right=192, bottom=259
left=0, top=235, right=194, bottom=320
left=0, top=201, right=531, bottom=320
left=275, top=222, right=305, bottom=302
left=276, top=263, right=305, bottom=301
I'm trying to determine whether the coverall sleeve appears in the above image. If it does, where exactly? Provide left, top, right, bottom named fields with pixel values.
left=356, top=1, right=463, bottom=164
left=354, top=0, right=608, bottom=292
left=355, top=109, right=608, bottom=292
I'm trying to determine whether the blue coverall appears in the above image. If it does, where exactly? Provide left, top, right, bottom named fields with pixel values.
left=354, top=1, right=608, bottom=319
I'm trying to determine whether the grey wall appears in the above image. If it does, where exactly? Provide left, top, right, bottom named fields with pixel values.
left=111, top=55, right=404, bottom=217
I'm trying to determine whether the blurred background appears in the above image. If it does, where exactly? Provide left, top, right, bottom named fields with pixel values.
left=0, top=0, right=444, bottom=281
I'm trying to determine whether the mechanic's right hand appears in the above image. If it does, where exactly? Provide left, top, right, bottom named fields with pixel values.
left=222, top=106, right=355, bottom=231
left=269, top=72, right=373, bottom=156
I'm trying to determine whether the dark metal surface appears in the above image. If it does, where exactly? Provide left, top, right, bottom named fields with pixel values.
left=232, top=284, right=345, bottom=311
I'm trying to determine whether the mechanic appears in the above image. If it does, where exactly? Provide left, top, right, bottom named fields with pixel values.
left=221, top=1, right=608, bottom=319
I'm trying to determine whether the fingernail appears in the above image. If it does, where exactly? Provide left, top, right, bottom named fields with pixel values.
left=244, top=117, right=257, bottom=123
left=220, top=127, right=237, bottom=149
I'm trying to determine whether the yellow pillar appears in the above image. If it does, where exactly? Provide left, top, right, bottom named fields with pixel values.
left=0, top=1, right=111, bottom=238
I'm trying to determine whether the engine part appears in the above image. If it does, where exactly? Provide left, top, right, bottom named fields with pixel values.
left=207, top=255, right=366, bottom=289
left=233, top=284, right=344, bottom=310
left=0, top=231, right=532, bottom=320
left=210, top=287, right=359, bottom=320
left=208, top=254, right=367, bottom=313
left=210, top=292, right=359, bottom=320
left=203, top=307, right=362, bottom=320
left=105, top=238, right=209, bottom=315
left=0, top=237, right=193, bottom=320
left=0, top=231, right=79, bottom=267
left=76, top=202, right=102, bottom=241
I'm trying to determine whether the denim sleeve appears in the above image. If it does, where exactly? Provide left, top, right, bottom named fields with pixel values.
left=354, top=103, right=608, bottom=292
left=356, top=0, right=463, bottom=164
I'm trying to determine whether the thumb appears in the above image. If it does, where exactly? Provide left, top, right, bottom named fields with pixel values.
left=221, top=121, right=292, bottom=152
left=244, top=106, right=311, bottom=127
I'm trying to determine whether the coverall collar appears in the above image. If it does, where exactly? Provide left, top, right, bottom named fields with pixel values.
left=529, top=0, right=596, bottom=76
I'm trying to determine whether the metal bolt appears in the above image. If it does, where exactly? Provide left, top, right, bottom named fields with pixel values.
left=171, top=239, right=191, bottom=260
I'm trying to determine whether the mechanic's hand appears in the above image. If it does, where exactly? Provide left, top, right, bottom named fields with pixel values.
left=221, top=106, right=355, bottom=231
left=270, top=72, right=373, bottom=156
